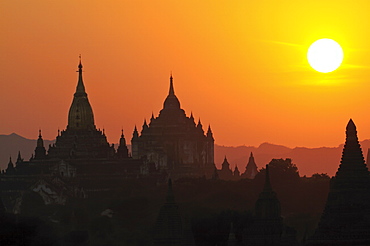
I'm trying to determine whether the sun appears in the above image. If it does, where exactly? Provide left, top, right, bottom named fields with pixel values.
left=307, top=38, right=344, bottom=73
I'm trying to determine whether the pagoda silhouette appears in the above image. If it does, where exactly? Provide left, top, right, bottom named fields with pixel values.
left=153, top=179, right=196, bottom=246
left=241, top=152, right=258, bottom=179
left=307, top=119, right=370, bottom=245
left=243, top=164, right=298, bottom=245
left=47, top=59, right=116, bottom=159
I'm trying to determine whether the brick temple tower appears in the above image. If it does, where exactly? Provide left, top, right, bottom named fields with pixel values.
left=307, top=119, right=370, bottom=245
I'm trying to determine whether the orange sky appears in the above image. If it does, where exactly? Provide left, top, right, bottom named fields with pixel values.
left=2, top=0, right=370, bottom=148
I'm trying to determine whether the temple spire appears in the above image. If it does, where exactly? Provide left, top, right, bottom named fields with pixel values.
left=161, top=74, right=181, bottom=110
left=336, top=118, right=368, bottom=179
left=119, top=129, right=126, bottom=146
left=153, top=177, right=183, bottom=245
left=242, top=152, right=258, bottom=179
left=222, top=156, right=230, bottom=170
left=254, top=163, right=281, bottom=220
left=16, top=151, right=23, bottom=164
left=197, top=118, right=202, bottom=128
left=67, top=58, right=95, bottom=130
left=6, top=156, right=15, bottom=175
left=35, top=129, right=46, bottom=159
left=132, top=125, right=139, bottom=138
left=118, top=128, right=129, bottom=158
left=307, top=119, right=370, bottom=244
left=143, top=119, right=148, bottom=129
left=207, top=125, right=213, bottom=138
left=37, top=129, right=44, bottom=148
left=75, top=55, right=86, bottom=96
left=346, top=118, right=357, bottom=141
left=169, top=74, right=175, bottom=95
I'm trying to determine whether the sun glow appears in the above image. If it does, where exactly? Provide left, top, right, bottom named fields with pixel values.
left=307, top=39, right=344, bottom=73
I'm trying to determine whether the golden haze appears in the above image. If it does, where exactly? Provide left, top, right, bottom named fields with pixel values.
left=2, top=0, right=370, bottom=148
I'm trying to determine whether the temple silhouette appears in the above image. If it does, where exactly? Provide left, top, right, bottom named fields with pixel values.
left=0, top=60, right=216, bottom=213
left=131, top=75, right=215, bottom=179
left=2, top=60, right=370, bottom=245
left=5, top=60, right=215, bottom=179
left=306, top=119, right=370, bottom=245
left=216, top=153, right=259, bottom=181
left=243, top=164, right=298, bottom=246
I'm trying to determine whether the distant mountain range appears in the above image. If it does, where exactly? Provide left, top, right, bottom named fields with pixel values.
left=1, top=133, right=369, bottom=176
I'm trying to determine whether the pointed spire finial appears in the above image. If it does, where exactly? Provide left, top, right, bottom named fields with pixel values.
left=151, top=112, right=154, bottom=120
left=38, top=129, right=42, bottom=138
left=78, top=54, right=82, bottom=68
left=169, top=74, right=175, bottom=95
left=207, top=124, right=213, bottom=138
left=346, top=118, right=356, bottom=131
left=119, top=128, right=127, bottom=149
left=197, top=118, right=203, bottom=131
left=133, top=125, right=139, bottom=138
left=346, top=119, right=358, bottom=142
left=75, top=56, right=86, bottom=96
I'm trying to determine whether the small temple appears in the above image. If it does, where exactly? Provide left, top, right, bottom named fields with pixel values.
left=242, top=152, right=258, bottom=179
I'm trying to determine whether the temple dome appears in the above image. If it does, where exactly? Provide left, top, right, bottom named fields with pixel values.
left=67, top=60, right=95, bottom=131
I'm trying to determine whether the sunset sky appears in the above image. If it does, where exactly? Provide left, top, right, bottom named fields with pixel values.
left=2, top=0, right=370, bottom=148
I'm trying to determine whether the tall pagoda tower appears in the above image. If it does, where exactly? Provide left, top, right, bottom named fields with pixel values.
left=131, top=75, right=215, bottom=178
left=153, top=179, right=183, bottom=246
left=244, top=165, right=298, bottom=246
left=48, top=59, right=114, bottom=159
left=307, top=119, right=370, bottom=245
left=244, top=164, right=283, bottom=245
